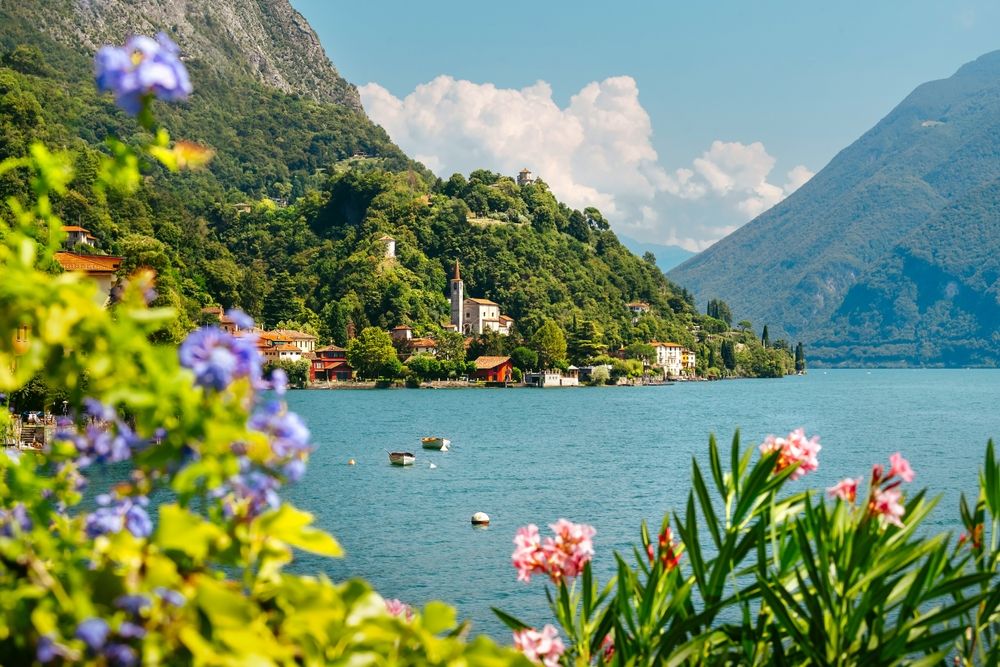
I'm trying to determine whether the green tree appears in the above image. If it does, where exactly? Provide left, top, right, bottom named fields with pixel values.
left=263, top=359, right=310, bottom=388
left=567, top=319, right=606, bottom=363
left=511, top=346, right=538, bottom=371
left=346, top=327, right=401, bottom=379
left=795, top=341, right=807, bottom=372
left=706, top=298, right=733, bottom=326
left=436, top=330, right=466, bottom=363
left=761, top=324, right=770, bottom=348
left=737, top=319, right=753, bottom=333
left=623, top=341, right=655, bottom=365
left=721, top=339, right=737, bottom=371
left=531, top=320, right=567, bottom=369
left=405, top=353, right=441, bottom=381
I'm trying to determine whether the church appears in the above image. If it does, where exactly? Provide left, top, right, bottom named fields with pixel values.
left=449, top=261, right=514, bottom=335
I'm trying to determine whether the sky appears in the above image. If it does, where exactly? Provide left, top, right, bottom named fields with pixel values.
left=290, top=1, right=1000, bottom=251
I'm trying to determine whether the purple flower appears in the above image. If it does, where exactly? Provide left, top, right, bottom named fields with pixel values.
left=76, top=618, right=110, bottom=652
left=179, top=326, right=262, bottom=391
left=283, top=458, right=306, bottom=483
left=36, top=636, right=69, bottom=663
left=248, top=401, right=310, bottom=459
left=114, top=594, right=151, bottom=616
left=215, top=464, right=281, bottom=519
left=104, top=643, right=138, bottom=667
left=227, top=309, right=254, bottom=329
left=94, top=33, right=192, bottom=116
left=118, top=621, right=146, bottom=640
left=85, top=496, right=153, bottom=539
left=269, top=367, right=288, bottom=395
left=0, top=503, right=32, bottom=536
left=83, top=398, right=116, bottom=422
left=155, top=587, right=186, bottom=607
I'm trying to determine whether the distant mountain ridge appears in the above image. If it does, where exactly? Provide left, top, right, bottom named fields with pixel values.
left=669, top=50, right=1000, bottom=366
left=619, top=235, right=695, bottom=273
left=2, top=0, right=361, bottom=110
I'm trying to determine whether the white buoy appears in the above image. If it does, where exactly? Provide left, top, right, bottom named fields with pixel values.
left=429, top=463, right=437, bottom=469
left=471, top=512, right=490, bottom=525
left=348, top=458, right=356, bottom=466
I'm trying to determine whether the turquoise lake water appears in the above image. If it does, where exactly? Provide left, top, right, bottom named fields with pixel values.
left=283, top=369, right=1000, bottom=639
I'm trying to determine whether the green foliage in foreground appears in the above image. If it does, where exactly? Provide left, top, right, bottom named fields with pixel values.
left=0, top=142, right=527, bottom=664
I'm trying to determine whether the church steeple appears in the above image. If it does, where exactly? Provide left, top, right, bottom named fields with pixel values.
left=450, top=259, right=464, bottom=332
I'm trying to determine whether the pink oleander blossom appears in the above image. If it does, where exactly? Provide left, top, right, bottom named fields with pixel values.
left=870, top=487, right=906, bottom=527
left=888, top=452, right=915, bottom=482
left=601, top=634, right=615, bottom=661
left=827, top=477, right=861, bottom=503
left=759, top=428, right=821, bottom=480
left=384, top=598, right=413, bottom=620
left=512, top=520, right=596, bottom=584
left=513, top=625, right=565, bottom=667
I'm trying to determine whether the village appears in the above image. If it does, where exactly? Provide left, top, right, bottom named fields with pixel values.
left=46, top=221, right=701, bottom=389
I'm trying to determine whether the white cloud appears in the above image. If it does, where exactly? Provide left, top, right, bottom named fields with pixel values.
left=360, top=76, right=813, bottom=250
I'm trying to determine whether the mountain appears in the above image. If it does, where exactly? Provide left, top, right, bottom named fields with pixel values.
left=619, top=235, right=695, bottom=273
left=1, top=0, right=361, bottom=109
left=669, top=51, right=1000, bottom=366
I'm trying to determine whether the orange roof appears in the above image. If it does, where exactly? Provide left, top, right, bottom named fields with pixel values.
left=649, top=341, right=684, bottom=348
left=269, top=329, right=316, bottom=340
left=466, top=297, right=499, bottom=306
left=62, top=225, right=92, bottom=233
left=316, top=344, right=347, bottom=352
left=499, top=315, right=514, bottom=323
left=54, top=252, right=122, bottom=274
left=409, top=337, right=436, bottom=347
left=270, top=343, right=300, bottom=352
left=202, top=306, right=223, bottom=315
left=258, top=331, right=291, bottom=342
left=473, top=356, right=511, bottom=370
left=627, top=301, right=650, bottom=308
left=391, top=325, right=412, bottom=331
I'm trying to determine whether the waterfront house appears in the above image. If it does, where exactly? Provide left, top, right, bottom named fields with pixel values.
left=269, top=329, right=317, bottom=354
left=650, top=341, right=685, bottom=377
left=524, top=370, right=580, bottom=387
left=681, top=348, right=697, bottom=375
left=408, top=337, right=438, bottom=356
left=472, top=356, right=513, bottom=383
left=311, top=345, right=353, bottom=382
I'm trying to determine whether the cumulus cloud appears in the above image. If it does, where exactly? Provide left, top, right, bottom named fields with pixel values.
left=360, top=76, right=813, bottom=250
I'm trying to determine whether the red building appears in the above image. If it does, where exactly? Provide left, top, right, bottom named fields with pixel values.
left=472, top=356, right=513, bottom=383
left=311, top=345, right=353, bottom=382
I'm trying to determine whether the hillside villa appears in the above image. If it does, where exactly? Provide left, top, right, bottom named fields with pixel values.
left=449, top=260, right=514, bottom=335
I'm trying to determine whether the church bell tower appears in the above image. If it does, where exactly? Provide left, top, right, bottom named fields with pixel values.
left=450, top=260, right=463, bottom=332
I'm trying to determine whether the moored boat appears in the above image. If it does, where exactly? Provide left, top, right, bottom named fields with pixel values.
left=421, top=437, right=450, bottom=451
left=389, top=451, right=415, bottom=466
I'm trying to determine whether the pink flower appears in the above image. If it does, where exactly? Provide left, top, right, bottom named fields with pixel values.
left=647, top=526, right=681, bottom=571
left=384, top=598, right=413, bottom=620
left=513, top=520, right=596, bottom=584
left=870, top=487, right=905, bottom=527
left=888, top=452, right=915, bottom=482
left=601, top=634, right=615, bottom=661
left=827, top=477, right=860, bottom=503
left=513, top=625, right=565, bottom=667
left=759, top=428, right=821, bottom=480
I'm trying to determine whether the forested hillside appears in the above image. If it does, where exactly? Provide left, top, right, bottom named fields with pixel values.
left=669, top=51, right=1000, bottom=366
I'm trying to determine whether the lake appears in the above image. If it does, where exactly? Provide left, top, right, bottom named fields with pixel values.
left=283, top=369, right=1000, bottom=639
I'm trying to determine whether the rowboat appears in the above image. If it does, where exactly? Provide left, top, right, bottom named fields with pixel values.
left=421, top=437, right=450, bottom=451
left=388, top=451, right=415, bottom=466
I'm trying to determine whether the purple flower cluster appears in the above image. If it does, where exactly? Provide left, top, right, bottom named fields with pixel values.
left=213, top=459, right=281, bottom=519
left=85, top=495, right=153, bottom=539
left=71, top=617, right=138, bottom=666
left=248, top=400, right=311, bottom=459
left=0, top=503, right=32, bottom=537
left=55, top=401, right=159, bottom=468
left=94, top=33, right=192, bottom=116
left=179, top=325, right=262, bottom=391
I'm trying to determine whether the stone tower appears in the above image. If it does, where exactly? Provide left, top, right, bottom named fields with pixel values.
left=450, top=260, right=463, bottom=332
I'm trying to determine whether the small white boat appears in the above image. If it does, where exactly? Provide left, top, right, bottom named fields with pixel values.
left=389, top=451, right=415, bottom=466
left=421, top=437, right=451, bottom=451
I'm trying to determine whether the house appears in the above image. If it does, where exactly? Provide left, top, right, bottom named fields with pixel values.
left=62, top=225, right=97, bottom=248
left=408, top=337, right=437, bottom=355
left=390, top=325, right=413, bottom=342
left=524, top=370, right=580, bottom=387
left=53, top=252, right=122, bottom=306
left=650, top=341, right=685, bottom=377
left=627, top=301, right=650, bottom=324
left=472, top=356, right=513, bottom=383
left=201, top=306, right=255, bottom=335
left=311, top=345, right=353, bottom=382
left=269, top=329, right=317, bottom=354
left=449, top=260, right=514, bottom=335
left=681, top=348, right=697, bottom=375
left=265, top=343, right=302, bottom=364
left=516, top=168, right=535, bottom=187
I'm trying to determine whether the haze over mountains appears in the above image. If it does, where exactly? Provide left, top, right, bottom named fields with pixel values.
left=669, top=51, right=1000, bottom=367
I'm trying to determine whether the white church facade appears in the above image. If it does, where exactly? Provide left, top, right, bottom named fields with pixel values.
left=449, top=261, right=513, bottom=335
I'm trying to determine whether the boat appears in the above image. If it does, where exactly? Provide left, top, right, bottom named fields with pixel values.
left=388, top=451, right=415, bottom=466
left=421, top=437, right=451, bottom=451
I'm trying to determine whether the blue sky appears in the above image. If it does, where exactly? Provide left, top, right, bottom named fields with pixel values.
left=291, top=0, right=1000, bottom=249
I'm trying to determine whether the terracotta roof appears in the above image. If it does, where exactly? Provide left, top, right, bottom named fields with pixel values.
left=391, top=325, right=412, bottom=331
left=452, top=259, right=461, bottom=281
left=270, top=328, right=316, bottom=340
left=649, top=341, right=684, bottom=348
left=202, top=306, right=223, bottom=315
left=409, top=337, right=436, bottom=347
left=54, top=252, right=122, bottom=274
left=378, top=234, right=395, bottom=241
left=499, top=315, right=514, bottom=323
left=316, top=344, right=347, bottom=352
left=271, top=343, right=300, bottom=352
left=258, top=331, right=291, bottom=342
left=61, top=225, right=95, bottom=234
left=627, top=301, right=650, bottom=309
left=473, top=356, right=511, bottom=370
left=466, top=297, right=499, bottom=306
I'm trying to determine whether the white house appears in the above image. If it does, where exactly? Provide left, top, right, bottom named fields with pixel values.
left=450, top=260, right=514, bottom=335
left=525, top=370, right=580, bottom=387
left=650, top=341, right=685, bottom=377
left=62, top=225, right=97, bottom=247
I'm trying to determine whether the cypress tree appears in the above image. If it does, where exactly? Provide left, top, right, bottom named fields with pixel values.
left=761, top=324, right=770, bottom=348
left=721, top=340, right=737, bottom=371
left=795, top=342, right=806, bottom=372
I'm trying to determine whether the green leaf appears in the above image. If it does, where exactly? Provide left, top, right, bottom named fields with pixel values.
left=155, top=503, right=225, bottom=562
left=256, top=504, right=343, bottom=557
left=422, top=600, right=457, bottom=634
